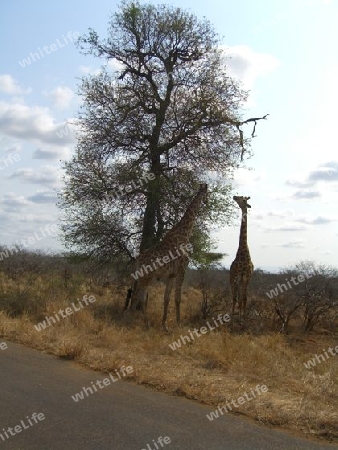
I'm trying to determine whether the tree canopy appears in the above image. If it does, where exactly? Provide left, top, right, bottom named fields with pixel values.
left=59, top=1, right=267, bottom=264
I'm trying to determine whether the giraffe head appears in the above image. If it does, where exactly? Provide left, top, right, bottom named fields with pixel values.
left=233, top=196, right=251, bottom=212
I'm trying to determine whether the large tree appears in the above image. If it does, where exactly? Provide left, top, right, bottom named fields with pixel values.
left=59, top=1, right=266, bottom=264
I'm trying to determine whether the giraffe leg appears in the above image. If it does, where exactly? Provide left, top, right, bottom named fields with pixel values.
left=130, top=283, right=149, bottom=327
left=139, top=290, right=150, bottom=328
left=123, top=287, right=133, bottom=312
left=174, top=276, right=183, bottom=327
left=242, top=282, right=250, bottom=318
left=230, top=266, right=238, bottom=316
left=238, top=284, right=243, bottom=319
left=162, top=277, right=174, bottom=332
left=240, top=273, right=251, bottom=320
left=231, top=281, right=239, bottom=316
left=141, top=303, right=150, bottom=328
left=123, top=297, right=130, bottom=312
left=174, top=257, right=188, bottom=327
left=231, top=287, right=236, bottom=316
left=130, top=281, right=140, bottom=311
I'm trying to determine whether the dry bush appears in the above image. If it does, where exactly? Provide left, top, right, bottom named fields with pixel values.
left=53, top=333, right=89, bottom=360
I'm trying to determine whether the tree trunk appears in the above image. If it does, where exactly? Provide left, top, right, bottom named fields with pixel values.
left=140, top=153, right=162, bottom=252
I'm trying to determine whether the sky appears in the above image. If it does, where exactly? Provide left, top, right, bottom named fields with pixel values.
left=0, top=0, right=337, bottom=272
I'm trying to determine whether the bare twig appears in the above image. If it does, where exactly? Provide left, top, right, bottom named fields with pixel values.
left=236, top=114, right=269, bottom=160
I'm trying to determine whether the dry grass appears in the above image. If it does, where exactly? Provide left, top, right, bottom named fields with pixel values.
left=0, top=272, right=337, bottom=442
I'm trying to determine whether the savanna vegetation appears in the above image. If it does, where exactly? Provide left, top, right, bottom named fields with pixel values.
left=0, top=247, right=337, bottom=442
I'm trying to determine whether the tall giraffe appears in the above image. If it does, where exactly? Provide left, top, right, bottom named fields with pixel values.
left=129, top=183, right=208, bottom=331
left=230, top=196, right=254, bottom=318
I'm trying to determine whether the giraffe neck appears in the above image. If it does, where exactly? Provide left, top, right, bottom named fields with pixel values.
left=237, top=210, right=249, bottom=255
left=165, top=187, right=206, bottom=242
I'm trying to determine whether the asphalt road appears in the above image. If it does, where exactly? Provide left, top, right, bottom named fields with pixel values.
left=0, top=341, right=336, bottom=450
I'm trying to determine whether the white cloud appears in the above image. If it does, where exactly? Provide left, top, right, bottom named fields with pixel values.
left=27, top=191, right=58, bottom=204
left=107, top=58, right=124, bottom=72
left=78, top=65, right=101, bottom=76
left=286, top=161, right=338, bottom=197
left=1, top=192, right=31, bottom=212
left=3, top=143, right=21, bottom=154
left=44, top=86, right=74, bottom=109
left=291, top=190, right=321, bottom=199
left=32, top=146, right=70, bottom=160
left=9, top=165, right=61, bottom=187
left=233, top=167, right=266, bottom=188
left=221, top=45, right=279, bottom=90
left=253, top=209, right=338, bottom=227
left=257, top=209, right=336, bottom=232
left=0, top=205, right=60, bottom=249
left=295, top=215, right=335, bottom=225
left=0, top=100, right=75, bottom=146
left=266, top=210, right=293, bottom=219
left=264, top=223, right=308, bottom=232
left=277, top=239, right=306, bottom=248
left=78, top=60, right=123, bottom=76
left=308, top=162, right=338, bottom=182
left=0, top=74, right=31, bottom=95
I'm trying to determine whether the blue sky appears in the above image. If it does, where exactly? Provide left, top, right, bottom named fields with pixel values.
left=0, top=0, right=337, bottom=271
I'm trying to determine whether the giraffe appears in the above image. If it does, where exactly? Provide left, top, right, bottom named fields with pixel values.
left=129, top=183, right=208, bottom=331
left=230, top=196, right=254, bottom=319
